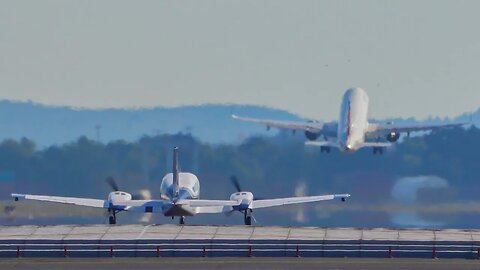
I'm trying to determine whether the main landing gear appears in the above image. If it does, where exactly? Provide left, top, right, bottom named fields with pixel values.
left=320, top=146, right=331, bottom=153
left=108, top=209, right=119, bottom=224
left=179, top=216, right=186, bottom=225
left=244, top=209, right=252, bottom=225
left=373, top=147, right=384, bottom=155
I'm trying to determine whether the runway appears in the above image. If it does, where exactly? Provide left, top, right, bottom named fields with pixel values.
left=0, top=257, right=479, bottom=270
left=1, top=224, right=480, bottom=258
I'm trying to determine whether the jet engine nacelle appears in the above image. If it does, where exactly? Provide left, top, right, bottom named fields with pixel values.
left=304, top=131, right=319, bottom=141
left=386, top=132, right=400, bottom=142
left=230, top=191, right=254, bottom=210
left=304, top=120, right=320, bottom=141
left=108, top=191, right=132, bottom=205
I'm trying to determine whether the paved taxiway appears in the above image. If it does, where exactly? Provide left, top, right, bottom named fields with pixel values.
left=1, top=258, right=479, bottom=270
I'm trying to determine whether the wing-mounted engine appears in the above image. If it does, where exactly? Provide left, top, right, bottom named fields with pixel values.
left=386, top=131, right=400, bottom=142
left=304, top=120, right=321, bottom=141
left=229, top=191, right=254, bottom=211
left=383, top=121, right=400, bottom=142
left=305, top=130, right=319, bottom=141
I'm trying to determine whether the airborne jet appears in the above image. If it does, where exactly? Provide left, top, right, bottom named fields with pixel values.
left=12, top=147, right=350, bottom=225
left=233, top=87, right=465, bottom=154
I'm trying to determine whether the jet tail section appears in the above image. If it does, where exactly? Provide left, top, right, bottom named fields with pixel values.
left=172, top=147, right=180, bottom=197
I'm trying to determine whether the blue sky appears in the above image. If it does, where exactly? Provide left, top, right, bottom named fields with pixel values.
left=0, top=0, right=478, bottom=120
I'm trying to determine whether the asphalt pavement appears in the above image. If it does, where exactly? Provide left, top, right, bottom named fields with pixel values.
left=0, top=257, right=479, bottom=270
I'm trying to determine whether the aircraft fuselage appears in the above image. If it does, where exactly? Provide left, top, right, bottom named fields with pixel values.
left=337, top=88, right=369, bottom=152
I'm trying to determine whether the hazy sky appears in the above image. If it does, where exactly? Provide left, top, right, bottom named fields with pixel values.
left=0, top=0, right=479, bottom=120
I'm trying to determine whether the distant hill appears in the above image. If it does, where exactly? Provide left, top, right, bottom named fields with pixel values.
left=0, top=101, right=302, bottom=147
left=0, top=100, right=478, bottom=147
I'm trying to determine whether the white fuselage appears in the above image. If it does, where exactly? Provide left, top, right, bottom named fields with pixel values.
left=337, top=88, right=369, bottom=152
left=160, top=172, right=200, bottom=200
left=159, top=172, right=200, bottom=216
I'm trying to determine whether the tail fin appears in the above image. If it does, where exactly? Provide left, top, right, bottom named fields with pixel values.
left=173, top=147, right=180, bottom=197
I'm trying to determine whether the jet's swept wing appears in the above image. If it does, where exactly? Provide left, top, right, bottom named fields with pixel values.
left=305, top=141, right=340, bottom=148
left=359, top=142, right=393, bottom=148
left=232, top=114, right=324, bottom=133
left=12, top=193, right=108, bottom=208
left=251, top=194, right=350, bottom=209
left=367, top=122, right=467, bottom=136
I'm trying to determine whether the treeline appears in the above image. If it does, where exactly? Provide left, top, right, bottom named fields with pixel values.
left=0, top=126, right=479, bottom=204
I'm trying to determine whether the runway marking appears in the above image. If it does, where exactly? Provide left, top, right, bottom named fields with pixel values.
left=136, top=224, right=150, bottom=240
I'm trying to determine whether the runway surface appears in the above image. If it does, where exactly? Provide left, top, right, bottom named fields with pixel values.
left=0, top=257, right=479, bottom=270
left=2, top=224, right=480, bottom=258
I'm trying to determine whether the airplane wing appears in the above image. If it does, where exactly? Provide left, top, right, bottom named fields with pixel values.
left=194, top=205, right=235, bottom=214
left=11, top=193, right=239, bottom=212
left=359, top=142, right=393, bottom=148
left=177, top=199, right=240, bottom=207
left=183, top=200, right=240, bottom=214
left=232, top=114, right=324, bottom=132
left=12, top=193, right=108, bottom=208
left=304, top=141, right=340, bottom=148
left=251, top=194, right=350, bottom=209
left=367, top=122, right=467, bottom=135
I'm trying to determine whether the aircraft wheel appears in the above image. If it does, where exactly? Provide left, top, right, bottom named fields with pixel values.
left=373, top=147, right=385, bottom=155
left=179, top=216, right=185, bottom=225
left=245, top=216, right=252, bottom=225
left=109, top=216, right=116, bottom=225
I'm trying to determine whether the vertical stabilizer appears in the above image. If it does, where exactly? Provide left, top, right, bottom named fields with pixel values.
left=173, top=147, right=180, bottom=197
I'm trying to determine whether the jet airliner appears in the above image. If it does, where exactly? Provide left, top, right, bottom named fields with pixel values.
left=12, top=147, right=350, bottom=225
left=233, top=87, right=465, bottom=154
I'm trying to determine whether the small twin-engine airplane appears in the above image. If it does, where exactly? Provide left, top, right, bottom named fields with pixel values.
left=12, top=147, right=350, bottom=225
left=233, top=87, right=466, bottom=154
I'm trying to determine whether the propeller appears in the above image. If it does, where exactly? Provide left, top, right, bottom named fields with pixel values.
left=228, top=175, right=262, bottom=225
left=105, top=176, right=119, bottom=192
left=229, top=175, right=266, bottom=200
left=294, top=182, right=307, bottom=223
left=104, top=176, right=153, bottom=223
left=105, top=176, right=151, bottom=200
left=230, top=176, right=242, bottom=192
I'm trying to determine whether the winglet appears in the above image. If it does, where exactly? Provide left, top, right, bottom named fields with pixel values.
left=173, top=147, right=180, bottom=197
